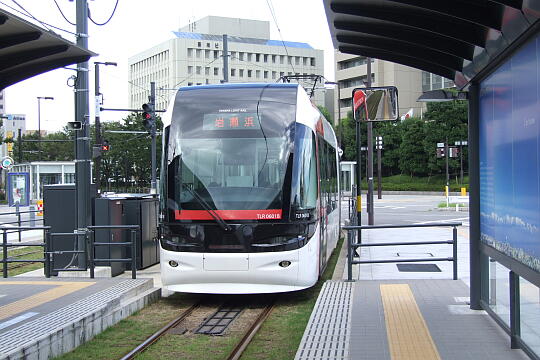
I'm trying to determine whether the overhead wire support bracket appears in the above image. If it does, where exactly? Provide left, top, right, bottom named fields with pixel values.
left=278, top=74, right=324, bottom=98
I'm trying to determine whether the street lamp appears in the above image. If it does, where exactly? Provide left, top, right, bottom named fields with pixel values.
left=37, top=96, right=54, bottom=161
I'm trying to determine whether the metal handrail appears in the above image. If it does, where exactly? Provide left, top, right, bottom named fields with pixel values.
left=1, top=226, right=51, bottom=278
left=343, top=222, right=461, bottom=281
left=87, top=225, right=139, bottom=279
left=0, top=204, right=43, bottom=242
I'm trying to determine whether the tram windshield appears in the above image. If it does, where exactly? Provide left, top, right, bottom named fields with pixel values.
left=165, top=85, right=297, bottom=221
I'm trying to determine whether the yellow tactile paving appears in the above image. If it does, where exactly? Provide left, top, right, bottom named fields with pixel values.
left=380, top=284, right=441, bottom=360
left=0, top=281, right=95, bottom=321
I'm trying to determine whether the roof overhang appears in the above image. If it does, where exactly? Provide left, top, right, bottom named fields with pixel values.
left=0, top=8, right=96, bottom=90
left=324, top=0, right=540, bottom=89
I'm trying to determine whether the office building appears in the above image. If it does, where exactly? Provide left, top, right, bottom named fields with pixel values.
left=128, top=16, right=325, bottom=111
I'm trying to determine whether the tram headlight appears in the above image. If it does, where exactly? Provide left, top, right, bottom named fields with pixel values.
left=169, top=260, right=179, bottom=268
left=279, top=260, right=291, bottom=268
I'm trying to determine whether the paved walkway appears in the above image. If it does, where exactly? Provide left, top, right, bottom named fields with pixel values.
left=296, top=217, right=530, bottom=360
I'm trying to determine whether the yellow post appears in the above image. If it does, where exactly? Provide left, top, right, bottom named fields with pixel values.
left=461, top=187, right=466, bottom=196
left=445, top=186, right=449, bottom=197
left=37, top=200, right=43, bottom=216
left=356, top=195, right=362, bottom=212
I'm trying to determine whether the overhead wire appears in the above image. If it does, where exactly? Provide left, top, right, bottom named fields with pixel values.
left=88, top=0, right=119, bottom=26
left=10, top=0, right=51, bottom=31
left=170, top=56, right=221, bottom=89
left=52, top=0, right=75, bottom=26
left=2, top=0, right=75, bottom=35
left=265, top=0, right=296, bottom=74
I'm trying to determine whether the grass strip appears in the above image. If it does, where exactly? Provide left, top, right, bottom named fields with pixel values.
left=240, top=236, right=344, bottom=360
left=55, top=294, right=199, bottom=360
left=1, top=246, right=44, bottom=276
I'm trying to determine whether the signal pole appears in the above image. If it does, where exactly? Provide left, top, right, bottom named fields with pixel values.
left=94, top=61, right=117, bottom=192
left=366, top=57, right=374, bottom=225
left=150, top=82, right=157, bottom=193
left=376, top=136, right=383, bottom=199
left=75, top=0, right=90, bottom=268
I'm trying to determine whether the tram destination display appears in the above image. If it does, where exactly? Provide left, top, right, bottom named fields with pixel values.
left=203, top=112, right=261, bottom=131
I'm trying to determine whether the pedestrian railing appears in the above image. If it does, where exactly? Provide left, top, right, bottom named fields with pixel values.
left=48, top=231, right=88, bottom=275
left=0, top=204, right=43, bottom=242
left=1, top=226, right=51, bottom=278
left=342, top=222, right=462, bottom=281
left=87, top=225, right=139, bottom=279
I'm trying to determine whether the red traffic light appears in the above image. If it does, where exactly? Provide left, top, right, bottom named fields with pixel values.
left=101, top=140, right=110, bottom=151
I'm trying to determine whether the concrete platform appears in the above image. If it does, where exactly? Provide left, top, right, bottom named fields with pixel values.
left=296, top=211, right=530, bottom=360
left=0, top=277, right=159, bottom=360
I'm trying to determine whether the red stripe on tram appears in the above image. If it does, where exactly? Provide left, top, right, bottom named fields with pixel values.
left=175, top=209, right=283, bottom=220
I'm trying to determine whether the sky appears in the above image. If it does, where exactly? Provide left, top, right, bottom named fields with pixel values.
left=1, top=0, right=336, bottom=132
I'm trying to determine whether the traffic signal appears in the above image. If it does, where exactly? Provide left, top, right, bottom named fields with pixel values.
left=436, top=148, right=445, bottom=158
left=101, top=139, right=110, bottom=152
left=142, top=103, right=154, bottom=131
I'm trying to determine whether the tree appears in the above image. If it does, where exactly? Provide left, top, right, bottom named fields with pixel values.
left=422, top=101, right=468, bottom=178
left=399, top=117, right=429, bottom=176
left=99, top=113, right=163, bottom=191
left=372, top=121, right=402, bottom=176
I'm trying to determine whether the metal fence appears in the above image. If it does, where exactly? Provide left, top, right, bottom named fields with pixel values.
left=342, top=222, right=462, bottom=281
left=1, top=226, right=51, bottom=278
left=87, top=225, right=139, bottom=279
left=0, top=204, right=43, bottom=242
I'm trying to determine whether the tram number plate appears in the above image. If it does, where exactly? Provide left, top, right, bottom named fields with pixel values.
left=204, top=253, right=249, bottom=271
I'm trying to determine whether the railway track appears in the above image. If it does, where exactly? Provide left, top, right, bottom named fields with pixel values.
left=1, top=249, right=43, bottom=272
left=120, top=297, right=276, bottom=360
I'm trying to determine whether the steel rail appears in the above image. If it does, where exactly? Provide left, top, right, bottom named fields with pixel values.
left=119, top=302, right=200, bottom=360
left=225, top=300, right=276, bottom=360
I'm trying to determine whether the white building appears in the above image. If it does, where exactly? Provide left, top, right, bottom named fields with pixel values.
left=333, top=51, right=455, bottom=122
left=128, top=16, right=325, bottom=112
left=1, top=113, right=26, bottom=159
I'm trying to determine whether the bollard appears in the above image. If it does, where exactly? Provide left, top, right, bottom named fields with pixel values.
left=131, top=229, right=137, bottom=279
left=16, top=202, right=21, bottom=243
left=453, top=226, right=458, bottom=280
left=44, top=229, right=51, bottom=278
left=89, top=230, right=95, bottom=279
left=347, top=230, right=353, bottom=281
left=29, top=206, right=36, bottom=227
left=3, top=230, right=8, bottom=278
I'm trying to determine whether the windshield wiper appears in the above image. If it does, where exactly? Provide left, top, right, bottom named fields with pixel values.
left=181, top=184, right=232, bottom=232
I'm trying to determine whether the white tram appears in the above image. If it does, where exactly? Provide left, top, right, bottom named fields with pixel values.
left=159, top=83, right=340, bottom=294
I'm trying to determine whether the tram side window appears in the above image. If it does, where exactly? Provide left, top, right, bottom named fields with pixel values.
left=291, top=125, right=317, bottom=210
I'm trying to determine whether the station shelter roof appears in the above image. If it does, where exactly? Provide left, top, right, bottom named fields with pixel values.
left=323, top=0, right=540, bottom=89
left=0, top=8, right=95, bottom=91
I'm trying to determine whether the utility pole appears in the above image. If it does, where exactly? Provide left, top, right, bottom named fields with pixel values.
left=94, top=61, right=117, bottom=192
left=222, top=34, right=229, bottom=83
left=366, top=57, right=374, bottom=225
left=75, top=0, right=90, bottom=268
left=150, top=82, right=157, bottom=193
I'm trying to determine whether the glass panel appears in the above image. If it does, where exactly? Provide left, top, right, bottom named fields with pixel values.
left=291, top=124, right=317, bottom=211
left=488, top=259, right=510, bottom=326
left=422, top=72, right=431, bottom=92
left=520, top=277, right=540, bottom=355
left=432, top=75, right=442, bottom=89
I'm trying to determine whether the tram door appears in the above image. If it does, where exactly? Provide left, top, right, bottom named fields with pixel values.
left=317, top=138, right=328, bottom=272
